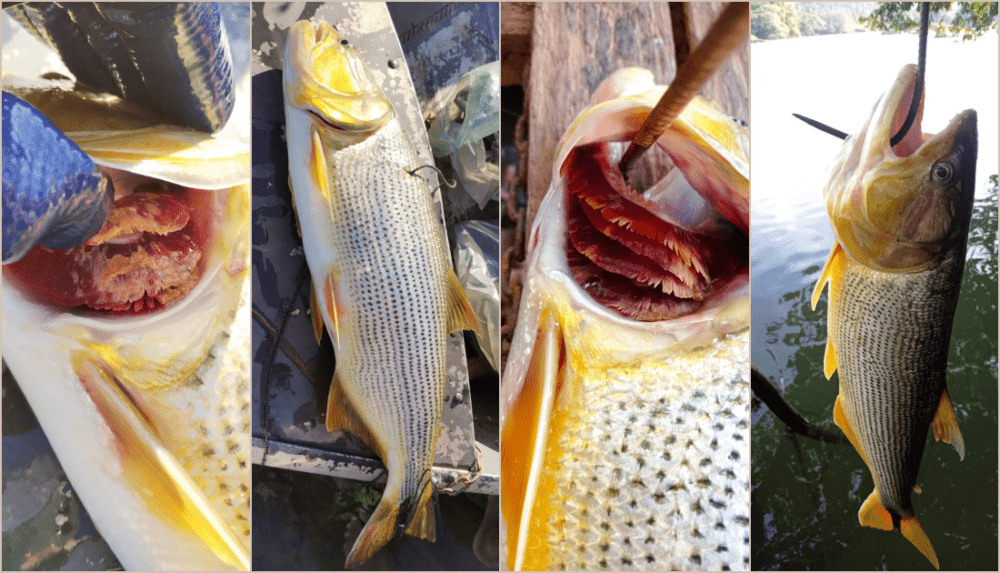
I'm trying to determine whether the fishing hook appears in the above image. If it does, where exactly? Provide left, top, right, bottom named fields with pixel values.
left=794, top=2, right=929, bottom=145
left=408, top=164, right=457, bottom=194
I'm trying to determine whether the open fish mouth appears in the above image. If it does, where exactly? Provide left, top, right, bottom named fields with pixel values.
left=5, top=172, right=222, bottom=314
left=823, top=64, right=977, bottom=273
left=562, top=139, right=747, bottom=322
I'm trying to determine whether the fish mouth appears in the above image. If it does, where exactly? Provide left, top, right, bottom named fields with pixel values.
left=825, top=64, right=977, bottom=272
left=4, top=171, right=225, bottom=315
left=562, top=140, right=748, bottom=322
left=283, top=20, right=392, bottom=133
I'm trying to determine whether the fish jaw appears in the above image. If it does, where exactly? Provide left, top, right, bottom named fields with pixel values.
left=502, top=70, right=750, bottom=570
left=283, top=20, right=392, bottom=133
left=822, top=64, right=978, bottom=273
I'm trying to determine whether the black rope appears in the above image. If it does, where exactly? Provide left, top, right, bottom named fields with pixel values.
left=890, top=2, right=929, bottom=147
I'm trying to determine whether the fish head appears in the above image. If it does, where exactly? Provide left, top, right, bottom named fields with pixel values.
left=824, top=64, right=977, bottom=272
left=283, top=20, right=392, bottom=134
left=501, top=68, right=749, bottom=570
left=2, top=79, right=251, bottom=570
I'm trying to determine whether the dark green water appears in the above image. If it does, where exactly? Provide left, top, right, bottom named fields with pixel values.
left=750, top=182, right=998, bottom=571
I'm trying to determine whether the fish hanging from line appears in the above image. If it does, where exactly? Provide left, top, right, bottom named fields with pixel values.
left=812, top=63, right=976, bottom=570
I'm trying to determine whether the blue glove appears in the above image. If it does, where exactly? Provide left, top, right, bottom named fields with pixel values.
left=2, top=92, right=113, bottom=264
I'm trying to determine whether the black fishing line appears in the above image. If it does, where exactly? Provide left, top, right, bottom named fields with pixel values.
left=795, top=2, right=930, bottom=144
left=890, top=2, right=929, bottom=147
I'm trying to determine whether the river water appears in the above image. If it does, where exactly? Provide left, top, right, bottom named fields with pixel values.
left=750, top=31, right=998, bottom=570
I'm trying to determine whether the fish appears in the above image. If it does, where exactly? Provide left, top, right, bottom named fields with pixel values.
left=282, top=20, right=481, bottom=567
left=811, top=64, right=976, bottom=570
left=2, top=80, right=252, bottom=570
left=501, top=68, right=750, bottom=571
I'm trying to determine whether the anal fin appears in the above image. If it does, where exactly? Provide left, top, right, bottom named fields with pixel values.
left=931, top=388, right=965, bottom=460
left=446, top=268, right=481, bottom=336
left=326, top=371, right=382, bottom=459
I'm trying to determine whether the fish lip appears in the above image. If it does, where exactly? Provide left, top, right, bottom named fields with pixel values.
left=283, top=20, right=393, bottom=133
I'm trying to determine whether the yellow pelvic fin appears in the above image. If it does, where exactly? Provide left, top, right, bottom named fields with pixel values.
left=403, top=479, right=436, bottom=542
left=72, top=352, right=250, bottom=570
left=326, top=371, right=383, bottom=460
left=833, top=394, right=870, bottom=468
left=931, top=388, right=965, bottom=460
left=813, top=243, right=846, bottom=378
left=344, top=490, right=400, bottom=569
left=858, top=491, right=894, bottom=531
left=901, top=516, right=940, bottom=570
left=309, top=282, right=324, bottom=344
left=446, top=269, right=481, bottom=336
left=501, top=312, right=563, bottom=571
left=323, top=273, right=341, bottom=349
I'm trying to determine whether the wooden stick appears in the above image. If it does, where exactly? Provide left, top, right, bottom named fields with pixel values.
left=751, top=365, right=846, bottom=444
left=618, top=2, right=749, bottom=177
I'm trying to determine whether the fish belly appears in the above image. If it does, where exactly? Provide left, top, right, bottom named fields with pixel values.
left=832, top=252, right=962, bottom=516
left=523, top=331, right=749, bottom=571
left=299, top=115, right=452, bottom=500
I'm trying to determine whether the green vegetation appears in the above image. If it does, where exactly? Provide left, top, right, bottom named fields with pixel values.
left=860, top=2, right=998, bottom=40
left=752, top=2, right=997, bottom=41
left=751, top=3, right=876, bottom=40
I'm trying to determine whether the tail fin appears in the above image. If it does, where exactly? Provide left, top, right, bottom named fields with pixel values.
left=859, top=491, right=939, bottom=570
left=344, top=492, right=400, bottom=569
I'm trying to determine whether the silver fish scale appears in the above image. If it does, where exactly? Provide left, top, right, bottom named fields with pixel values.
left=322, top=116, right=451, bottom=502
left=542, top=331, right=750, bottom=571
left=832, top=248, right=964, bottom=517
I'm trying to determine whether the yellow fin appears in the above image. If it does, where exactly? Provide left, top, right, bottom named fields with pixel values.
left=931, top=388, right=965, bottom=460
left=858, top=491, right=893, bottom=531
left=309, top=282, right=324, bottom=344
left=344, top=491, right=400, bottom=569
left=823, top=337, right=838, bottom=379
left=833, top=394, right=869, bottom=467
left=813, top=243, right=846, bottom=378
left=326, top=371, right=383, bottom=459
left=310, top=124, right=332, bottom=203
left=901, top=515, right=940, bottom=570
left=323, top=273, right=341, bottom=349
left=71, top=352, right=250, bottom=570
left=913, top=484, right=922, bottom=494
left=446, top=269, right=481, bottom=336
left=403, top=480, right=436, bottom=541
left=501, top=312, right=562, bottom=571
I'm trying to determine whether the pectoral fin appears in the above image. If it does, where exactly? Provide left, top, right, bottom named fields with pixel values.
left=931, top=388, right=965, bottom=460
left=501, top=311, right=564, bottom=571
left=813, top=243, right=847, bottom=378
left=71, top=352, right=250, bottom=571
left=309, top=283, right=325, bottom=344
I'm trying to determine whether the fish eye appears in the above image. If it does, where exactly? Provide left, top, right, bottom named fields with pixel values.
left=932, top=161, right=953, bottom=183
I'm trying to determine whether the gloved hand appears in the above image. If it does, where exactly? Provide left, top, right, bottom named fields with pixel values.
left=2, top=2, right=237, bottom=263
left=2, top=92, right=112, bottom=264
